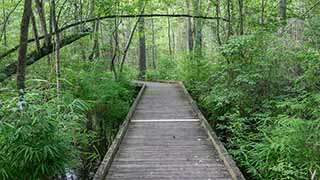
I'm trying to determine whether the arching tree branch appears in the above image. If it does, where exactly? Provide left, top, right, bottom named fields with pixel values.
left=0, top=13, right=227, bottom=60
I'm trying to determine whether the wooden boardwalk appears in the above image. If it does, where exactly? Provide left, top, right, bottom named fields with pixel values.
left=96, top=82, right=244, bottom=180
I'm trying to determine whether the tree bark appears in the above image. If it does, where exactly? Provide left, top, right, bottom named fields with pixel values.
left=31, top=11, right=41, bottom=52
left=51, top=0, right=61, bottom=95
left=138, top=2, right=146, bottom=80
left=35, top=0, right=51, bottom=64
left=51, top=0, right=61, bottom=96
left=167, top=10, right=173, bottom=58
left=17, top=0, right=32, bottom=92
left=171, top=14, right=176, bottom=59
left=151, top=17, right=157, bottom=69
left=35, top=0, right=50, bottom=44
left=88, top=0, right=100, bottom=60
left=120, top=17, right=141, bottom=73
left=193, top=0, right=202, bottom=57
left=227, top=0, right=232, bottom=40
left=110, top=18, right=120, bottom=79
left=186, top=0, right=194, bottom=52
left=89, top=20, right=100, bottom=60
left=238, top=0, right=244, bottom=35
left=215, top=0, right=222, bottom=45
left=261, top=0, right=265, bottom=25
left=2, top=0, right=7, bottom=47
left=1, top=33, right=90, bottom=82
left=280, top=0, right=287, bottom=24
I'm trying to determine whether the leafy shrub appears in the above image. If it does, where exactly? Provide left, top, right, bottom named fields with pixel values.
left=146, top=56, right=178, bottom=81
left=179, top=33, right=320, bottom=179
left=0, top=91, right=87, bottom=180
left=0, top=60, right=137, bottom=179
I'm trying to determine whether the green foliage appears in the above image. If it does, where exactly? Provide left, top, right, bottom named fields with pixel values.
left=305, top=16, right=320, bottom=50
left=146, top=56, right=178, bottom=81
left=0, top=61, right=136, bottom=179
left=178, top=33, right=320, bottom=180
left=66, top=61, right=135, bottom=121
left=0, top=91, right=86, bottom=180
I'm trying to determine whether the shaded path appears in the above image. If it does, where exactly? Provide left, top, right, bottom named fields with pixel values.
left=103, top=82, right=243, bottom=180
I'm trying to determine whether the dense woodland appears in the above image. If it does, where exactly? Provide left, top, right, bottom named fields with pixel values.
left=0, top=0, right=320, bottom=179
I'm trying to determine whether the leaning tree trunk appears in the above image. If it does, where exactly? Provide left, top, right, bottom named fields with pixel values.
left=1, top=33, right=90, bottom=82
left=120, top=17, right=141, bottom=73
left=35, top=0, right=51, bottom=64
left=31, top=11, right=41, bottom=52
left=17, top=0, right=32, bottom=92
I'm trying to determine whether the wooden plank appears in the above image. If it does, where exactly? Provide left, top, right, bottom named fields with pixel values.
left=178, top=81, right=246, bottom=180
left=93, top=83, right=146, bottom=180
left=94, top=81, right=244, bottom=180
left=131, top=119, right=199, bottom=122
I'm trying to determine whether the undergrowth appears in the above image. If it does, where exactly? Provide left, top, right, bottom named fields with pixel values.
left=0, top=61, right=136, bottom=179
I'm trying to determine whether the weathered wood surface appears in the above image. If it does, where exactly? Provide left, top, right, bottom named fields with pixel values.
left=101, top=82, right=244, bottom=180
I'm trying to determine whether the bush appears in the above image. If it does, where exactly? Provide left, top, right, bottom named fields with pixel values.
left=179, top=33, right=320, bottom=179
left=0, top=61, right=137, bottom=179
left=0, top=91, right=86, bottom=180
left=146, top=56, right=178, bottom=81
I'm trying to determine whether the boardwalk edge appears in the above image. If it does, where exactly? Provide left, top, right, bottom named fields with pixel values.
left=178, top=81, right=246, bottom=180
left=93, top=82, right=146, bottom=180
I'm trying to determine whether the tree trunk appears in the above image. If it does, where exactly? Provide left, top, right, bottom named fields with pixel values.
left=238, top=0, right=244, bottom=35
left=138, top=1, right=146, bottom=80
left=35, top=0, right=51, bottom=64
left=186, top=0, right=194, bottom=52
left=120, top=17, right=141, bottom=73
left=151, top=17, right=157, bottom=69
left=227, top=0, right=232, bottom=40
left=110, top=18, right=119, bottom=79
left=17, top=0, right=32, bottom=92
left=171, top=14, right=176, bottom=59
left=193, top=0, right=202, bottom=57
left=35, top=0, right=51, bottom=44
left=51, top=0, right=61, bottom=95
left=88, top=0, right=99, bottom=60
left=280, top=0, right=287, bottom=24
left=2, top=0, right=7, bottom=47
left=167, top=10, right=173, bottom=58
left=89, top=20, right=100, bottom=60
left=261, top=0, right=265, bottom=25
left=215, top=0, right=222, bottom=45
left=1, top=33, right=90, bottom=82
left=31, top=11, right=41, bottom=52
